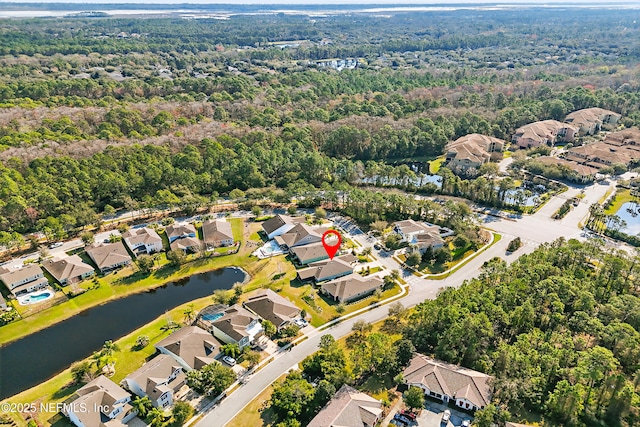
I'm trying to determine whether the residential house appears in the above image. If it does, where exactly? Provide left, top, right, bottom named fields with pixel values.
left=274, top=223, right=328, bottom=250
left=403, top=354, right=493, bottom=411
left=297, top=256, right=354, bottom=283
left=307, top=385, right=383, bottom=427
left=445, top=134, right=505, bottom=175
left=43, top=255, right=94, bottom=286
left=166, top=223, right=201, bottom=252
left=0, top=264, right=49, bottom=297
left=321, top=274, right=384, bottom=303
left=535, top=156, right=598, bottom=183
left=564, top=107, right=621, bottom=136
left=290, top=242, right=329, bottom=265
left=243, top=289, right=301, bottom=331
left=202, top=219, right=234, bottom=249
left=67, top=375, right=136, bottom=427
left=261, top=214, right=300, bottom=240
left=512, top=120, right=577, bottom=148
left=122, top=354, right=186, bottom=409
left=122, top=227, right=163, bottom=255
left=207, top=305, right=263, bottom=348
left=155, top=326, right=220, bottom=371
left=0, top=294, right=6, bottom=309
left=393, top=219, right=447, bottom=253
left=86, top=242, right=132, bottom=274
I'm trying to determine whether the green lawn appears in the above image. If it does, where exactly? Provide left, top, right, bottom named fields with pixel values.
left=604, top=189, right=634, bottom=215
left=428, top=157, right=445, bottom=174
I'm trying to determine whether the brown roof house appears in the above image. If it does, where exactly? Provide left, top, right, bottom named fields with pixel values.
left=307, top=385, right=383, bottom=427
left=445, top=134, right=505, bottom=175
left=297, top=256, right=354, bottom=283
left=122, top=227, right=163, bottom=255
left=403, top=354, right=493, bottom=411
left=66, top=375, right=136, bottom=427
left=122, top=354, right=186, bottom=409
left=274, top=223, right=328, bottom=250
left=202, top=219, right=234, bottom=249
left=155, top=326, right=220, bottom=371
left=512, top=120, right=577, bottom=149
left=43, top=255, right=94, bottom=286
left=207, top=305, right=263, bottom=349
left=564, top=107, right=621, bottom=136
left=321, top=274, right=384, bottom=303
left=166, top=223, right=201, bottom=253
left=0, top=264, right=49, bottom=297
left=86, top=242, right=132, bottom=274
left=243, top=289, right=301, bottom=330
left=536, top=156, right=598, bottom=184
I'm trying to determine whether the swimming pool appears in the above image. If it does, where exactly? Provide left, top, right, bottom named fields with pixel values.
left=17, top=289, right=54, bottom=305
left=201, top=312, right=224, bottom=322
left=253, top=240, right=284, bottom=259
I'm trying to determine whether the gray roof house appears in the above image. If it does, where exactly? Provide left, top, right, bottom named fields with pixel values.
left=321, top=274, right=384, bottom=303
left=43, top=255, right=94, bottom=286
left=67, top=375, right=136, bottom=427
left=307, top=385, right=383, bottom=427
left=165, top=224, right=197, bottom=244
left=155, top=326, right=221, bottom=371
left=0, top=264, right=49, bottom=297
left=274, top=224, right=328, bottom=250
left=297, top=256, right=354, bottom=283
left=202, top=219, right=234, bottom=249
left=122, top=354, right=186, bottom=409
left=243, top=289, right=301, bottom=330
left=86, top=242, right=132, bottom=274
left=393, top=219, right=446, bottom=253
left=170, top=236, right=202, bottom=253
left=261, top=214, right=300, bottom=240
left=122, top=227, right=163, bottom=255
left=290, top=242, right=330, bottom=265
left=403, top=354, right=493, bottom=411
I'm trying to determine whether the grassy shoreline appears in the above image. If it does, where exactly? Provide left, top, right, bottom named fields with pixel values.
left=0, top=218, right=248, bottom=347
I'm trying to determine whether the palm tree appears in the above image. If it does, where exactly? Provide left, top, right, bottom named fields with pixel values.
left=183, top=303, right=196, bottom=325
left=102, top=340, right=120, bottom=356
left=147, top=407, right=165, bottom=427
left=131, top=396, right=152, bottom=418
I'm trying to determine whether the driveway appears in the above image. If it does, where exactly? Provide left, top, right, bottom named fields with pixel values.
left=416, top=401, right=472, bottom=427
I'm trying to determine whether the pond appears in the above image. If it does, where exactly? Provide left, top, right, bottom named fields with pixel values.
left=0, top=267, right=245, bottom=399
left=615, top=201, right=640, bottom=235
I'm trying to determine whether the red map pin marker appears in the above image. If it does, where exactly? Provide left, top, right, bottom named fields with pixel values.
left=322, top=230, right=342, bottom=260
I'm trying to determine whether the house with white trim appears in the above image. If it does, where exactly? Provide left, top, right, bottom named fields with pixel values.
left=122, top=227, right=163, bottom=254
left=67, top=375, right=136, bottom=427
left=122, top=354, right=186, bottom=409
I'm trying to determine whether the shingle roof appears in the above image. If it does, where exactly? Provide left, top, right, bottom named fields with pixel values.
left=155, top=326, right=220, bottom=370
left=261, top=214, right=295, bottom=235
left=274, top=224, right=327, bottom=248
left=290, top=242, right=330, bottom=264
left=202, top=219, right=233, bottom=244
left=298, top=257, right=354, bottom=282
left=211, top=305, right=258, bottom=341
left=394, top=219, right=440, bottom=236
left=72, top=375, right=132, bottom=427
left=403, top=354, right=492, bottom=409
left=121, top=227, right=162, bottom=247
left=321, top=273, right=383, bottom=302
left=565, top=108, right=620, bottom=129
left=165, top=223, right=197, bottom=240
left=86, top=242, right=132, bottom=271
left=170, top=236, right=202, bottom=252
left=0, top=263, right=44, bottom=287
left=243, top=289, right=300, bottom=327
left=126, top=354, right=185, bottom=400
left=307, top=385, right=382, bottom=427
left=43, top=255, right=94, bottom=284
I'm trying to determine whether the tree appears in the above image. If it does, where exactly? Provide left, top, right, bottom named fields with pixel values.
left=183, top=303, right=196, bottom=325
left=396, top=339, right=416, bottom=367
left=70, top=361, right=92, bottom=384
left=171, top=401, right=193, bottom=426
left=314, top=207, right=327, bottom=220
left=422, top=245, right=434, bottom=263
left=244, top=350, right=261, bottom=368
left=262, top=319, right=277, bottom=338
left=135, top=335, right=149, bottom=349
left=136, top=254, right=155, bottom=274
left=287, top=205, right=298, bottom=215
left=80, top=232, right=94, bottom=245
left=403, top=386, right=425, bottom=412
left=251, top=205, right=262, bottom=217
left=221, top=343, right=241, bottom=358
left=270, top=371, right=316, bottom=420
left=166, top=249, right=186, bottom=266
left=434, top=247, right=452, bottom=264
left=186, top=362, right=236, bottom=396
left=147, top=407, right=165, bottom=427
left=406, top=251, right=421, bottom=267
left=131, top=396, right=152, bottom=418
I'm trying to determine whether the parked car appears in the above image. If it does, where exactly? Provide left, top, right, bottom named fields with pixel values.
left=399, top=409, right=417, bottom=421
left=49, top=242, right=63, bottom=249
left=222, top=356, right=236, bottom=366
left=462, top=420, right=471, bottom=427
left=374, top=243, right=381, bottom=250
left=442, top=409, right=451, bottom=423
left=294, top=318, right=308, bottom=328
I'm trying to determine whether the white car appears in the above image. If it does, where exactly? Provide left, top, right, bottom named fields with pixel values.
left=49, top=242, right=64, bottom=249
left=441, top=409, right=451, bottom=423
left=222, top=356, right=236, bottom=366
left=462, top=421, right=471, bottom=427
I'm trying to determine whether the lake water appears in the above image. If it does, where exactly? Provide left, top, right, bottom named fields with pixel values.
left=0, top=267, right=245, bottom=399
left=615, top=202, right=640, bottom=235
